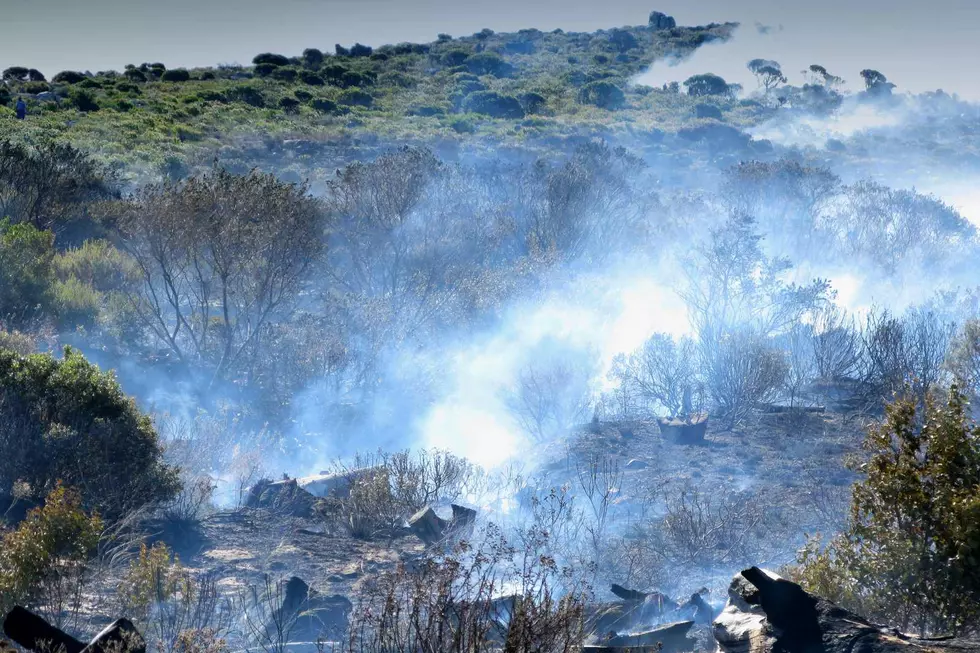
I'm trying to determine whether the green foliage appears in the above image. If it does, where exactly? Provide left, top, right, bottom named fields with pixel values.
left=0, top=347, right=181, bottom=517
left=463, top=91, right=525, bottom=118
left=684, top=73, right=730, bottom=97
left=338, top=87, right=373, bottom=107
left=118, top=542, right=191, bottom=623
left=52, top=71, right=87, bottom=85
left=70, top=89, right=100, bottom=112
left=161, top=69, right=191, bottom=82
left=301, top=48, right=324, bottom=68
left=0, top=485, right=102, bottom=622
left=465, top=52, right=512, bottom=77
left=299, top=71, right=324, bottom=86
left=0, top=219, right=55, bottom=325
left=793, top=389, right=980, bottom=635
left=310, top=98, right=339, bottom=114
left=578, top=81, right=626, bottom=109
left=225, top=85, right=265, bottom=107
left=252, top=53, right=290, bottom=67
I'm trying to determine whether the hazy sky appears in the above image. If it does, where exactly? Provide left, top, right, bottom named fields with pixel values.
left=3, top=0, right=980, bottom=98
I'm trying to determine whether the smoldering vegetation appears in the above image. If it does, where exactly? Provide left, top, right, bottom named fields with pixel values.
left=4, top=75, right=980, bottom=648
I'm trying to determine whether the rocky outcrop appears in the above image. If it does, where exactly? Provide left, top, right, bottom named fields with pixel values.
left=649, top=11, right=677, bottom=30
left=714, top=568, right=980, bottom=653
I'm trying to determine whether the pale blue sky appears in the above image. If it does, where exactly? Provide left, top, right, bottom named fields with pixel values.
left=3, top=0, right=980, bottom=98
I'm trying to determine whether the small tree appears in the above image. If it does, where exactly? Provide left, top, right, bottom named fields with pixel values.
left=747, top=59, right=787, bottom=94
left=683, top=73, right=730, bottom=97
left=794, top=389, right=980, bottom=635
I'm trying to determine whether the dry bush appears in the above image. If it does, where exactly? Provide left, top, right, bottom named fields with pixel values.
left=507, top=357, right=595, bottom=442
left=609, top=333, right=698, bottom=418
left=321, top=450, right=482, bottom=539
left=344, top=525, right=588, bottom=653
left=810, top=305, right=862, bottom=382
left=703, top=331, right=788, bottom=428
left=236, top=575, right=300, bottom=653
left=118, top=542, right=231, bottom=653
left=778, top=324, right=818, bottom=410
left=946, top=318, right=980, bottom=399
left=861, top=307, right=954, bottom=404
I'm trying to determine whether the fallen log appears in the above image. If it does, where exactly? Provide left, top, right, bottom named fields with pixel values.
left=3, top=607, right=145, bottom=653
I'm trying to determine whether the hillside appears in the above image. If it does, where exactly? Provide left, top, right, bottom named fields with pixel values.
left=0, top=14, right=742, bottom=178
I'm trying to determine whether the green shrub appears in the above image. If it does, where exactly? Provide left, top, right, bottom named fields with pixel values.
left=519, top=91, right=547, bottom=114
left=50, top=278, right=100, bottom=329
left=199, top=71, right=215, bottom=80
left=302, top=48, right=324, bottom=68
left=0, top=219, right=55, bottom=325
left=465, top=52, right=512, bottom=77
left=792, top=389, right=980, bottom=635
left=123, top=69, right=147, bottom=82
left=310, top=98, right=339, bottom=114
left=350, top=43, right=373, bottom=57
left=299, top=71, right=324, bottom=86
left=70, top=89, right=100, bottom=112
left=252, top=52, right=290, bottom=66
left=0, top=88, right=10, bottom=106
left=279, top=97, right=300, bottom=112
left=161, top=68, right=191, bottom=82
left=0, top=347, right=181, bottom=517
left=578, top=80, right=625, bottom=109
left=341, top=70, right=372, bottom=87
left=338, top=88, right=373, bottom=107
left=115, top=81, right=141, bottom=94
left=272, top=67, right=298, bottom=82
left=463, top=91, right=524, bottom=118
left=52, top=70, right=86, bottom=85
left=294, top=89, right=313, bottom=102
left=226, top=85, right=265, bottom=107
left=0, top=485, right=102, bottom=622
left=450, top=117, right=475, bottom=133
left=253, top=63, right=276, bottom=77
left=441, top=50, right=470, bottom=67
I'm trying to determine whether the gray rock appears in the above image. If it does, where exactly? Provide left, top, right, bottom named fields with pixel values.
left=649, top=11, right=677, bottom=30
left=714, top=567, right=980, bottom=653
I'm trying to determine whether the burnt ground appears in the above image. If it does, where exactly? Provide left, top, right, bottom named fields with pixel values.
left=137, top=407, right=871, bottom=618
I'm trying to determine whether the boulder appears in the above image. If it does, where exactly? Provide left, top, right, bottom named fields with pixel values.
left=657, top=414, right=708, bottom=444
left=408, top=504, right=478, bottom=546
left=297, top=467, right=382, bottom=498
left=649, top=11, right=677, bottom=30
left=603, top=620, right=696, bottom=652
left=714, top=568, right=980, bottom=653
left=246, top=478, right=316, bottom=517
left=270, top=576, right=352, bottom=641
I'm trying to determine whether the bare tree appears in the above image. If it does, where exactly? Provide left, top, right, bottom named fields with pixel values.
left=115, top=169, right=324, bottom=386
left=609, top=333, right=697, bottom=418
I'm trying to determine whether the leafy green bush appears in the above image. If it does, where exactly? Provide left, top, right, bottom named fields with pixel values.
left=279, top=97, right=300, bottom=112
left=52, top=70, right=86, bottom=84
left=578, top=80, right=625, bottom=109
left=302, top=48, right=324, bottom=68
left=252, top=53, right=290, bottom=66
left=350, top=43, right=373, bottom=57
left=463, top=91, right=524, bottom=118
left=0, top=219, right=55, bottom=325
left=124, top=69, right=147, bottom=82
left=50, top=278, right=101, bottom=329
left=253, top=63, right=276, bottom=77
left=272, top=67, right=298, bottom=82
left=441, top=50, right=470, bottom=67
left=338, top=88, right=373, bottom=107
left=225, top=85, right=265, bottom=107
left=0, top=485, right=102, bottom=624
left=310, top=98, right=339, bottom=114
left=70, top=89, right=100, bottom=112
left=299, top=71, right=324, bottom=86
left=793, top=389, right=980, bottom=635
left=0, top=347, right=180, bottom=517
left=464, top=52, right=512, bottom=77
left=161, top=69, right=191, bottom=82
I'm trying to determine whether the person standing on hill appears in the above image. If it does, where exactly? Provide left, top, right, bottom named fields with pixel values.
left=15, top=98, right=27, bottom=120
